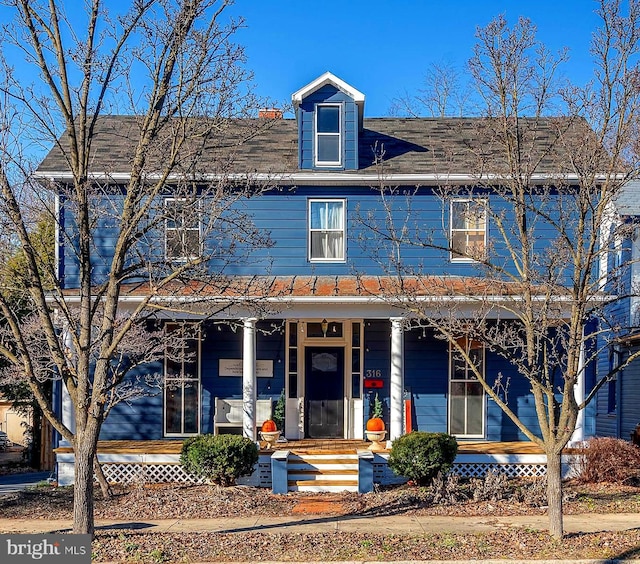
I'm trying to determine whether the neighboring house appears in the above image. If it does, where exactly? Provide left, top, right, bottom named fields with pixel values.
left=37, top=72, right=599, bottom=489
left=595, top=180, right=640, bottom=441
left=0, top=395, right=29, bottom=447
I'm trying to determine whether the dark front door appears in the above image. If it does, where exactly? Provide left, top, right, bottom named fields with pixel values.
left=305, top=347, right=344, bottom=438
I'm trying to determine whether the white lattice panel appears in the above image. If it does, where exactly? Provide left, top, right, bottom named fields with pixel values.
left=453, top=462, right=547, bottom=478
left=100, top=459, right=272, bottom=487
left=102, top=463, right=201, bottom=484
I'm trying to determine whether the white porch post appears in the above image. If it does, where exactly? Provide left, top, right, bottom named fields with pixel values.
left=571, top=337, right=586, bottom=445
left=242, top=318, right=258, bottom=440
left=61, top=321, right=75, bottom=436
left=390, top=317, right=405, bottom=441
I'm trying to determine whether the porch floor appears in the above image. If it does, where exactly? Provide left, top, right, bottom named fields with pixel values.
left=56, top=438, right=554, bottom=455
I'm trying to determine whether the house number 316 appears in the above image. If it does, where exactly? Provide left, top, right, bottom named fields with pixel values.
left=366, top=369, right=382, bottom=378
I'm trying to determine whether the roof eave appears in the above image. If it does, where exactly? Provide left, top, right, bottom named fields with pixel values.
left=34, top=170, right=604, bottom=186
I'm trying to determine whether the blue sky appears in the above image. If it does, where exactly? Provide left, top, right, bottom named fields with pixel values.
left=228, top=0, right=603, bottom=116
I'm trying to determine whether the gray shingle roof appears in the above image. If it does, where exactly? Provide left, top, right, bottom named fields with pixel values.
left=37, top=115, right=590, bottom=180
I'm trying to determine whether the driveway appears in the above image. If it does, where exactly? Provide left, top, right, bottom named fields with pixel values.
left=0, top=471, right=52, bottom=495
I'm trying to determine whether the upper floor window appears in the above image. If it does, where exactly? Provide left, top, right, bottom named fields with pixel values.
left=450, top=199, right=487, bottom=261
left=165, top=198, right=201, bottom=261
left=315, top=104, right=342, bottom=166
left=309, top=199, right=345, bottom=261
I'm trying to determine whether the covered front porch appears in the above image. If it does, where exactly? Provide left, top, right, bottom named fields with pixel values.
left=55, top=439, right=578, bottom=492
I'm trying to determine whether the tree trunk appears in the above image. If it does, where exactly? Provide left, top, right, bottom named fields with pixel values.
left=546, top=450, right=564, bottom=539
left=73, top=440, right=96, bottom=535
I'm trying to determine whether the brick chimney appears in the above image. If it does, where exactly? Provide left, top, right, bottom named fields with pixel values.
left=258, top=108, right=283, bottom=119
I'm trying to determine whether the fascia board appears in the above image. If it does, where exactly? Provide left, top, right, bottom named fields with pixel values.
left=291, top=71, right=365, bottom=107
left=35, top=171, right=603, bottom=186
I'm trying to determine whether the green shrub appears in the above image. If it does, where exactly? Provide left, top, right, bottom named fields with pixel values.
left=388, top=431, right=458, bottom=486
left=180, top=434, right=259, bottom=486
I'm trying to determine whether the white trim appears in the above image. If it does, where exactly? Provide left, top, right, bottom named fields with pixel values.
left=35, top=171, right=611, bottom=186
left=450, top=198, right=487, bottom=263
left=448, top=338, right=486, bottom=439
left=291, top=71, right=365, bottom=106
left=314, top=103, right=343, bottom=167
left=164, top=197, right=201, bottom=262
left=308, top=198, right=346, bottom=262
left=163, top=322, right=201, bottom=437
left=54, top=194, right=61, bottom=281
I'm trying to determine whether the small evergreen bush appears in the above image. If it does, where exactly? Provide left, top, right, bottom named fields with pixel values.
left=574, top=436, right=640, bottom=485
left=388, top=431, right=458, bottom=486
left=180, top=434, right=259, bottom=486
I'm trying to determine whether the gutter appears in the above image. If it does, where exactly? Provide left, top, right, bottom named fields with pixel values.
left=33, top=170, right=621, bottom=186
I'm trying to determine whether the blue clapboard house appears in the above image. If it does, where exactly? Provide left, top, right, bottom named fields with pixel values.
left=38, top=72, right=600, bottom=490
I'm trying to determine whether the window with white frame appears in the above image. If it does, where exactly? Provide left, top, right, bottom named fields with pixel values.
left=315, top=104, right=342, bottom=166
left=450, top=199, right=487, bottom=261
left=164, top=323, right=200, bottom=436
left=165, top=198, right=201, bottom=261
left=309, top=199, right=345, bottom=261
left=449, top=337, right=485, bottom=437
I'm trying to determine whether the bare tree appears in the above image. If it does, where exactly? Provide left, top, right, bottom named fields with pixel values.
left=389, top=60, right=473, bottom=117
left=359, top=3, right=640, bottom=539
left=0, top=0, right=276, bottom=535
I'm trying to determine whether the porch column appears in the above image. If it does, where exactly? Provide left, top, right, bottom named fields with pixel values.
left=571, top=337, right=586, bottom=445
left=390, top=317, right=405, bottom=441
left=242, top=318, right=258, bottom=441
left=61, top=321, right=75, bottom=436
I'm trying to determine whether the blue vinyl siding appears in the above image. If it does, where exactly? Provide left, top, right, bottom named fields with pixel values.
left=595, top=233, right=634, bottom=439
left=62, top=187, right=573, bottom=289
left=99, top=321, right=286, bottom=440
left=362, top=321, right=541, bottom=441
left=298, top=85, right=358, bottom=170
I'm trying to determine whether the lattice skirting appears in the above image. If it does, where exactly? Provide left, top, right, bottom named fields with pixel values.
left=101, top=462, right=202, bottom=484
left=56, top=452, right=576, bottom=487
left=452, top=462, right=546, bottom=478
left=97, top=460, right=548, bottom=486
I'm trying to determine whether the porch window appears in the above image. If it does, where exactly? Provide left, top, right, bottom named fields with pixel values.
left=315, top=104, right=342, bottom=166
left=449, top=337, right=485, bottom=437
left=165, top=198, right=201, bottom=261
left=309, top=199, right=345, bottom=261
left=450, top=199, right=487, bottom=261
left=164, top=323, right=200, bottom=436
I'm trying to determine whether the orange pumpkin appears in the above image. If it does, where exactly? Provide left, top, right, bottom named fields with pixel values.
left=261, top=419, right=277, bottom=432
left=366, top=417, right=385, bottom=432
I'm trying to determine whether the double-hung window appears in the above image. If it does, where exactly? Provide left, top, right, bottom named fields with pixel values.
left=449, top=337, right=485, bottom=438
left=309, top=199, right=345, bottom=261
left=164, top=323, right=200, bottom=436
left=315, top=104, right=342, bottom=166
left=450, top=199, right=487, bottom=261
left=165, top=198, right=201, bottom=261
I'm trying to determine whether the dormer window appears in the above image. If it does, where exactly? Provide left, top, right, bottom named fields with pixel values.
left=315, top=104, right=342, bottom=166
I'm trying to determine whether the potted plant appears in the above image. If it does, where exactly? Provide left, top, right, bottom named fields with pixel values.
left=273, top=389, right=286, bottom=433
left=366, top=393, right=386, bottom=450
left=259, top=418, right=281, bottom=449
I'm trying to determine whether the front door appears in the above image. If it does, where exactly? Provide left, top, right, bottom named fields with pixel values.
left=305, top=347, right=344, bottom=438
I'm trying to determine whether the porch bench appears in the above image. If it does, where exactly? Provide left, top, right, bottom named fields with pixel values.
left=213, top=397, right=272, bottom=435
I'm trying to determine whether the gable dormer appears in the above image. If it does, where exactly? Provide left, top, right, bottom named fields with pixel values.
left=292, top=72, right=365, bottom=170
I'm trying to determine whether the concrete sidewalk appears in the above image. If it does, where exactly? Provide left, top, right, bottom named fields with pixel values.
left=0, top=512, right=637, bottom=535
